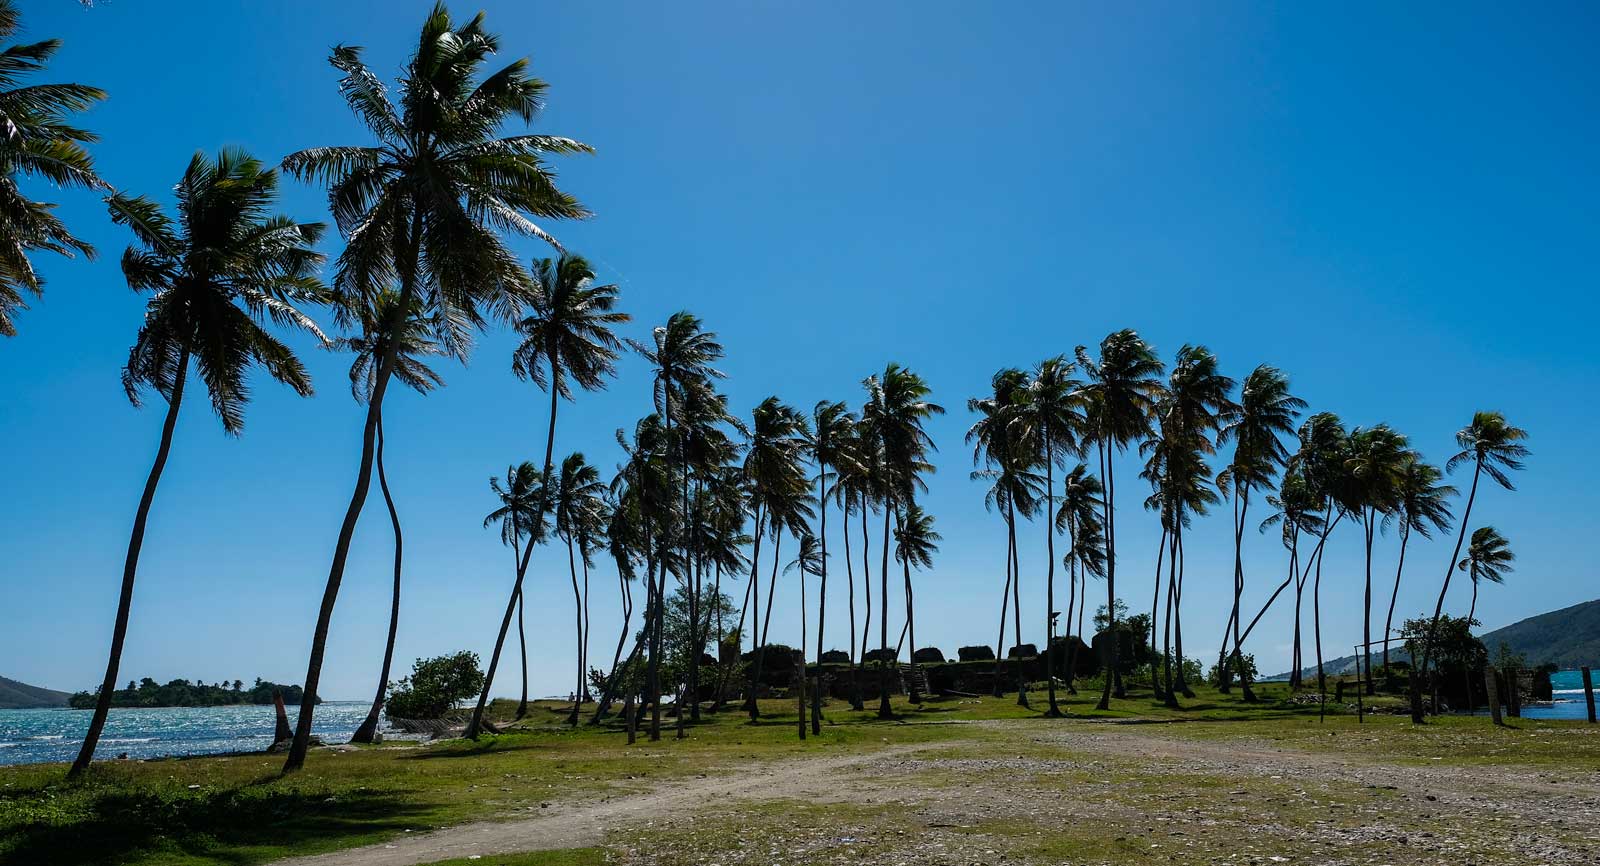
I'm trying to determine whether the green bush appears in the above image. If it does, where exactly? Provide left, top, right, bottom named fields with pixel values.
left=384, top=651, right=485, bottom=719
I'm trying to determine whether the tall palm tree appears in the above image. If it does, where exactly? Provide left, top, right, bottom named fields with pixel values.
left=1054, top=463, right=1104, bottom=695
left=461, top=255, right=629, bottom=735
left=1459, top=526, right=1513, bottom=624
left=1380, top=455, right=1453, bottom=674
left=482, top=462, right=548, bottom=719
left=0, top=0, right=106, bottom=337
left=1214, top=365, right=1303, bottom=699
left=967, top=368, right=1041, bottom=703
left=1235, top=469, right=1323, bottom=686
left=861, top=364, right=943, bottom=719
left=1075, top=330, right=1164, bottom=709
left=554, top=453, right=607, bottom=724
left=1345, top=424, right=1409, bottom=697
left=591, top=489, right=641, bottom=722
left=785, top=532, right=824, bottom=738
left=675, top=381, right=742, bottom=723
left=338, top=292, right=445, bottom=743
left=893, top=503, right=941, bottom=703
left=1019, top=357, right=1084, bottom=716
left=71, top=151, right=326, bottom=777
left=281, top=3, right=592, bottom=770
left=830, top=420, right=872, bottom=710
left=807, top=399, right=856, bottom=732
left=1414, top=411, right=1528, bottom=723
left=700, top=466, right=751, bottom=713
left=741, top=396, right=812, bottom=721
left=1289, top=412, right=1353, bottom=718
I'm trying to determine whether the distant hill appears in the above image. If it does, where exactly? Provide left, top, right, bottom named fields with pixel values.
left=0, top=676, right=71, bottom=709
left=1265, top=599, right=1600, bottom=681
left=1479, top=599, right=1600, bottom=669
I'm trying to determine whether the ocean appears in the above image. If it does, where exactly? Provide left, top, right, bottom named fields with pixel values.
left=0, top=701, right=389, bottom=766
left=1524, top=668, right=1598, bottom=720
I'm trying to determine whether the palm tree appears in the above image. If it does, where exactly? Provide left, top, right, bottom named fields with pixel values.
left=830, top=420, right=872, bottom=710
left=861, top=364, right=943, bottom=719
left=785, top=533, right=825, bottom=738
left=807, top=399, right=856, bottom=732
left=1019, top=357, right=1084, bottom=716
left=632, top=313, right=725, bottom=736
left=1235, top=469, right=1323, bottom=687
left=591, top=489, right=642, bottom=722
left=1345, top=424, right=1409, bottom=698
left=1459, top=526, right=1513, bottom=623
left=281, top=3, right=593, bottom=770
left=1289, top=412, right=1353, bottom=718
left=741, top=396, right=812, bottom=721
left=0, top=0, right=106, bottom=337
left=967, top=368, right=1041, bottom=703
left=71, top=150, right=326, bottom=777
left=465, top=256, right=628, bottom=734
left=1075, top=330, right=1164, bottom=708
left=338, top=292, right=445, bottom=743
left=1414, top=411, right=1528, bottom=722
left=1054, top=463, right=1104, bottom=695
left=1380, top=455, right=1453, bottom=675
left=553, top=452, right=606, bottom=723
left=700, top=467, right=751, bottom=713
left=1214, top=365, right=1303, bottom=699
left=675, top=381, right=742, bottom=723
left=482, top=462, right=548, bottom=721
left=893, top=503, right=941, bottom=704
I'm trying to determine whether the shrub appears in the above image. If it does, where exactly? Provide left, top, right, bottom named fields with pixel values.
left=384, top=651, right=485, bottom=719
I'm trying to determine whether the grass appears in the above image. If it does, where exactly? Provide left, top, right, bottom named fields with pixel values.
left=4, top=684, right=1595, bottom=866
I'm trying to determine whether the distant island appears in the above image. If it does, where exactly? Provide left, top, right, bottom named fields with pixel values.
left=0, top=675, right=72, bottom=709
left=67, top=677, right=319, bottom=709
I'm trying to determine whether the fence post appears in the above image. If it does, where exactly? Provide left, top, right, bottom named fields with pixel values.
left=1506, top=666, right=1522, bottom=718
left=796, top=653, right=807, bottom=741
left=1484, top=664, right=1502, bottom=726
left=1583, top=666, right=1596, bottom=724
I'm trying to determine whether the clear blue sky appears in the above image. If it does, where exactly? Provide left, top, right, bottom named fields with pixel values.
left=3, top=1, right=1595, bottom=699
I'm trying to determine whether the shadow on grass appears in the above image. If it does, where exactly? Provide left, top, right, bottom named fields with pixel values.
left=1, top=782, right=428, bottom=866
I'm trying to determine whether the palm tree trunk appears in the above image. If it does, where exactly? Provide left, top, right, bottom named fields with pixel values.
left=352, top=417, right=403, bottom=744
left=285, top=334, right=400, bottom=772
left=1382, top=523, right=1411, bottom=681
left=1097, top=440, right=1119, bottom=709
left=1175, top=527, right=1193, bottom=698
left=737, top=509, right=765, bottom=718
left=1468, top=579, right=1478, bottom=626
left=1362, top=509, right=1376, bottom=697
left=813, top=473, right=828, bottom=734
left=877, top=505, right=894, bottom=719
left=1232, top=490, right=1256, bottom=701
left=517, top=591, right=529, bottom=718
left=1009, top=498, right=1028, bottom=708
left=844, top=492, right=863, bottom=711
left=467, top=362, right=562, bottom=741
left=1148, top=525, right=1168, bottom=694
left=1161, top=521, right=1179, bottom=708
left=1415, top=458, right=1482, bottom=723
left=1314, top=499, right=1330, bottom=723
left=592, top=571, right=634, bottom=722
left=582, top=548, right=593, bottom=702
left=684, top=463, right=699, bottom=724
left=992, top=519, right=1012, bottom=698
left=566, top=534, right=584, bottom=725
left=1063, top=520, right=1079, bottom=695
left=1044, top=454, right=1061, bottom=716
left=71, top=349, right=190, bottom=778
left=747, top=529, right=784, bottom=719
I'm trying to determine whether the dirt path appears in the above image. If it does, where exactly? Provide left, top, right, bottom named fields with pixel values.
left=272, top=743, right=937, bottom=866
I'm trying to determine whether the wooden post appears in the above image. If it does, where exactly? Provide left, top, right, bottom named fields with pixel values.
left=1583, top=666, right=1596, bottom=724
left=1506, top=666, right=1522, bottom=718
left=1484, top=664, right=1502, bottom=726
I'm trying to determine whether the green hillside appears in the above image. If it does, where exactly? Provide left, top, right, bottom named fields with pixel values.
left=0, top=676, right=71, bottom=709
left=1480, top=598, right=1600, bottom=668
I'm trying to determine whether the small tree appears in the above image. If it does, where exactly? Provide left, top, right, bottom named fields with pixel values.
left=385, top=651, right=485, bottom=720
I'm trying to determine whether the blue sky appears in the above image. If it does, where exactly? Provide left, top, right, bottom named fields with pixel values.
left=2, top=1, right=1595, bottom=700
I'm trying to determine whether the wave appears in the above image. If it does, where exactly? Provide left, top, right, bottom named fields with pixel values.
left=101, top=737, right=158, bottom=744
left=0, top=743, right=17, bottom=748
left=24, top=735, right=64, bottom=741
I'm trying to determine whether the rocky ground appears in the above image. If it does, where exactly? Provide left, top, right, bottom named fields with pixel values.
left=281, top=717, right=1600, bottom=866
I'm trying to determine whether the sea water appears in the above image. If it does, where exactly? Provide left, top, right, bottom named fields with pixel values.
left=1526, top=668, right=1598, bottom=720
left=0, top=701, right=390, bottom=766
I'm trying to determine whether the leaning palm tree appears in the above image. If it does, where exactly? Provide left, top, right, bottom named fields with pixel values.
left=1054, top=463, right=1104, bottom=695
left=1380, top=455, right=1453, bottom=674
left=1413, top=411, right=1528, bottom=723
left=1214, top=365, right=1302, bottom=699
left=482, top=462, right=549, bottom=721
left=1075, top=330, right=1164, bottom=708
left=806, top=399, right=857, bottom=732
left=861, top=364, right=943, bottom=719
left=281, top=3, right=593, bottom=770
left=1289, top=412, right=1353, bottom=719
left=70, top=150, right=326, bottom=777
left=1459, top=526, right=1513, bottom=624
left=1234, top=469, right=1323, bottom=687
left=967, top=368, right=1041, bottom=703
left=339, top=292, right=445, bottom=743
left=461, top=255, right=627, bottom=735
left=1344, top=424, right=1408, bottom=696
left=1019, top=356, right=1084, bottom=716
left=0, top=0, right=106, bottom=338
left=554, top=453, right=607, bottom=724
